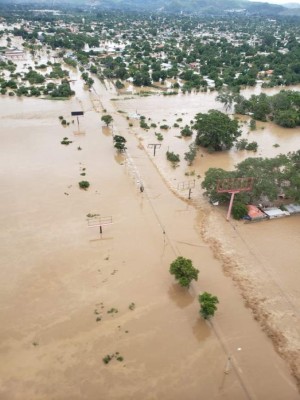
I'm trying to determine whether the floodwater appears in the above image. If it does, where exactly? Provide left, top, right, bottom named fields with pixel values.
left=0, top=50, right=300, bottom=399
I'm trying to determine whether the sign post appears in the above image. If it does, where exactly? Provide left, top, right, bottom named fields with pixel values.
left=71, top=111, right=84, bottom=131
left=87, top=215, right=113, bottom=237
left=177, top=180, right=196, bottom=199
left=217, top=177, right=254, bottom=220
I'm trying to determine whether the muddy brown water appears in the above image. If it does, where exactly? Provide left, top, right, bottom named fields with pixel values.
left=0, top=61, right=300, bottom=399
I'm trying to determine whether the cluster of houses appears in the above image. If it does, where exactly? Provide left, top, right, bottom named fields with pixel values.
left=244, top=204, right=300, bottom=222
left=2, top=12, right=295, bottom=88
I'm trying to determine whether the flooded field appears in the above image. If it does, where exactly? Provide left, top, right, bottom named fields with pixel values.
left=0, top=58, right=300, bottom=400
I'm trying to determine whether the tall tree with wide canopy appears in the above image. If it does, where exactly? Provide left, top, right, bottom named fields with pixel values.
left=193, top=110, right=241, bottom=151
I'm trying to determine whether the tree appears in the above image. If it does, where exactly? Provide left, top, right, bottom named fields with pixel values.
left=113, top=135, right=126, bottom=152
left=201, top=167, right=235, bottom=204
left=198, top=292, right=219, bottom=319
left=180, top=125, right=193, bottom=137
left=216, top=89, right=235, bottom=111
left=79, top=181, right=90, bottom=190
left=169, top=256, right=199, bottom=288
left=193, top=110, right=241, bottom=151
left=232, top=202, right=248, bottom=220
left=51, top=80, right=74, bottom=98
left=249, top=119, right=256, bottom=131
left=101, top=115, right=113, bottom=126
left=274, top=110, right=299, bottom=128
left=184, top=143, right=197, bottom=166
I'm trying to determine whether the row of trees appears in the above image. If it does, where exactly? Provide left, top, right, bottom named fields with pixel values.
left=104, top=118, right=218, bottom=318
left=0, top=79, right=74, bottom=98
left=170, top=256, right=219, bottom=319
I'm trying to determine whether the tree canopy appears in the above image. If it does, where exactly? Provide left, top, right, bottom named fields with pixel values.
left=192, top=110, right=241, bottom=151
left=101, top=115, right=113, bottom=126
left=169, top=256, right=199, bottom=288
left=233, top=90, right=300, bottom=128
left=113, top=135, right=127, bottom=152
left=202, top=151, right=300, bottom=204
left=199, top=292, right=219, bottom=319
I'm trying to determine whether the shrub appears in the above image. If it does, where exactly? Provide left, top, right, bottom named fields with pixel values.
left=61, top=137, right=72, bottom=145
left=250, top=119, right=256, bottom=130
left=180, top=125, right=193, bottom=137
left=232, top=202, right=248, bottom=220
left=184, top=143, right=197, bottom=165
left=79, top=181, right=90, bottom=190
left=103, top=355, right=112, bottom=364
left=155, top=132, right=163, bottom=141
left=245, top=141, right=258, bottom=152
left=140, top=120, right=150, bottom=130
left=236, top=138, right=248, bottom=150
left=166, top=151, right=180, bottom=163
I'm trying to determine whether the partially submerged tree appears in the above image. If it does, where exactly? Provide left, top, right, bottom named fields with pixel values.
left=184, top=143, right=197, bottom=166
left=101, top=114, right=113, bottom=126
left=169, top=256, right=199, bottom=288
left=232, top=202, right=248, bottom=220
left=198, top=292, right=219, bottom=319
left=193, top=110, right=241, bottom=151
left=79, top=181, right=90, bottom=190
left=113, top=135, right=127, bottom=152
left=180, top=125, right=193, bottom=137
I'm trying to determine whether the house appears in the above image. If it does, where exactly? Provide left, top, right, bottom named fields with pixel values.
left=246, top=205, right=267, bottom=221
left=4, top=48, right=25, bottom=59
left=263, top=207, right=289, bottom=219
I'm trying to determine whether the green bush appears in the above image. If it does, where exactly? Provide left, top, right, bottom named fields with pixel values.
left=140, top=120, right=150, bottom=130
left=61, top=137, right=72, bottom=145
left=232, top=202, right=248, bottom=220
left=184, top=143, right=197, bottom=165
left=166, top=151, right=180, bottom=163
left=250, top=119, right=256, bottom=130
left=180, top=125, right=193, bottom=137
left=155, top=132, right=163, bottom=141
left=245, top=141, right=258, bottom=152
left=79, top=181, right=90, bottom=190
left=236, top=138, right=248, bottom=150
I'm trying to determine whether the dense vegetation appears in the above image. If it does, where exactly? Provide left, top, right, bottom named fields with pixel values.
left=202, top=151, right=300, bottom=205
left=234, top=90, right=300, bottom=128
left=0, top=3, right=299, bottom=101
left=193, top=110, right=241, bottom=151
